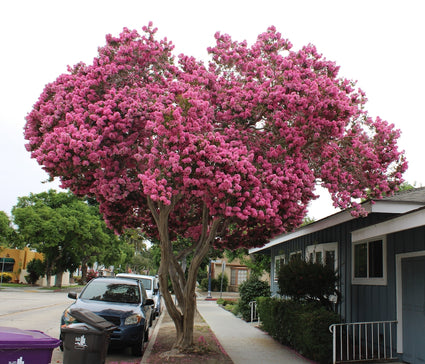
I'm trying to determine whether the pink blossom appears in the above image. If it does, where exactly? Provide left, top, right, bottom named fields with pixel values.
left=24, top=24, right=407, bottom=249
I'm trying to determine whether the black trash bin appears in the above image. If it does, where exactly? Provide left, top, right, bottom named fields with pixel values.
left=68, top=308, right=116, bottom=332
left=61, top=309, right=116, bottom=364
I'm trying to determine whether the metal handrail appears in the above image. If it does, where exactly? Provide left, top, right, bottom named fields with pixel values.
left=249, top=301, right=259, bottom=323
left=329, top=320, right=397, bottom=363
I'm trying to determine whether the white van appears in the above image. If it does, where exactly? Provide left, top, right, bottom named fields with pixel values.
left=116, top=273, right=161, bottom=318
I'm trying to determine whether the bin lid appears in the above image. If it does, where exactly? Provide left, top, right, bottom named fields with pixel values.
left=69, top=308, right=116, bottom=332
left=61, top=322, right=106, bottom=334
left=0, top=327, right=61, bottom=349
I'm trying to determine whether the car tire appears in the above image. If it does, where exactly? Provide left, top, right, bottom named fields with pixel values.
left=144, top=326, right=150, bottom=342
left=131, top=336, right=145, bottom=357
left=149, top=313, right=153, bottom=327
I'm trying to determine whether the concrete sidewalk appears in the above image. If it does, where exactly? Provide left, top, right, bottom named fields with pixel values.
left=196, top=299, right=315, bottom=364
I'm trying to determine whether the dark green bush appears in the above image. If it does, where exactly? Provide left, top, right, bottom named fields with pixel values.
left=200, top=277, right=209, bottom=291
left=25, top=258, right=45, bottom=285
left=0, top=272, right=12, bottom=283
left=238, top=275, right=270, bottom=321
left=200, top=273, right=229, bottom=292
left=294, top=305, right=340, bottom=363
left=278, top=258, right=339, bottom=308
left=216, top=273, right=228, bottom=292
left=200, top=277, right=218, bottom=291
left=257, top=297, right=340, bottom=364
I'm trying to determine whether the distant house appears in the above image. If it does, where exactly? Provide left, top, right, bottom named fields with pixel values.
left=210, top=256, right=270, bottom=292
left=0, top=247, right=71, bottom=286
left=0, top=247, right=44, bottom=283
left=210, top=257, right=249, bottom=292
left=250, top=187, right=425, bottom=363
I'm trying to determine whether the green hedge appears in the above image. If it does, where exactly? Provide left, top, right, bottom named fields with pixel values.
left=238, top=275, right=270, bottom=321
left=257, top=297, right=340, bottom=364
left=200, top=273, right=228, bottom=292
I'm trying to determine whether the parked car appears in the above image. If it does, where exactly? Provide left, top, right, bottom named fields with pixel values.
left=116, top=273, right=162, bottom=318
left=61, top=277, right=154, bottom=356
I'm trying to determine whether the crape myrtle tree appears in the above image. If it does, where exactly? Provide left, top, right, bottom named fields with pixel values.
left=24, top=24, right=407, bottom=350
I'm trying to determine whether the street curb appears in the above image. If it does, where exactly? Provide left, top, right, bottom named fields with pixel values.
left=140, top=310, right=165, bottom=363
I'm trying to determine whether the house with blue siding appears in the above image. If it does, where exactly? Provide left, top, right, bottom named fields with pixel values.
left=250, top=187, right=425, bottom=364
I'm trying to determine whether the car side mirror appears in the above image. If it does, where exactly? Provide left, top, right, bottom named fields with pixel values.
left=68, top=292, right=77, bottom=299
left=153, top=288, right=158, bottom=294
left=145, top=298, right=154, bottom=306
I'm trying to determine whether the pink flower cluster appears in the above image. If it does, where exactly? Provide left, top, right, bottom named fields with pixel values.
left=24, top=25, right=407, bottom=248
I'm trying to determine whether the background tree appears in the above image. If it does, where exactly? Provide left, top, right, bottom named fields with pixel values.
left=13, top=191, right=77, bottom=286
left=12, top=190, right=119, bottom=286
left=24, top=25, right=407, bottom=350
left=0, top=211, right=19, bottom=247
left=120, top=229, right=156, bottom=274
left=99, top=229, right=135, bottom=275
left=226, top=248, right=270, bottom=276
left=25, top=258, right=46, bottom=285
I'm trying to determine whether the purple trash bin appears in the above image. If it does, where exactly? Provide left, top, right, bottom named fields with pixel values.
left=0, top=326, right=61, bottom=364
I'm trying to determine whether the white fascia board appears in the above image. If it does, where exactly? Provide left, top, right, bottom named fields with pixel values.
left=352, top=207, right=425, bottom=242
left=370, top=200, right=424, bottom=214
left=250, top=200, right=425, bottom=254
left=250, top=207, right=363, bottom=254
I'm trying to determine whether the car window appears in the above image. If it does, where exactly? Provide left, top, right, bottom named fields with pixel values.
left=81, top=281, right=141, bottom=304
left=140, top=278, right=152, bottom=290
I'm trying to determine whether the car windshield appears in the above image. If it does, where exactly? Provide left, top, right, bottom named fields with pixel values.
left=80, top=281, right=141, bottom=304
left=140, top=278, right=152, bottom=290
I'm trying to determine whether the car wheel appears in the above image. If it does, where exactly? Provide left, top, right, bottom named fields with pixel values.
left=131, top=337, right=145, bottom=357
left=144, top=326, right=150, bottom=342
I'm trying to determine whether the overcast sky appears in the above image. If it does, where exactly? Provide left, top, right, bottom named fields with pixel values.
left=1, top=0, right=424, bottom=220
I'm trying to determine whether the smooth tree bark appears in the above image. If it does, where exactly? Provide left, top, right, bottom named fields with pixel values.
left=24, top=24, right=407, bottom=351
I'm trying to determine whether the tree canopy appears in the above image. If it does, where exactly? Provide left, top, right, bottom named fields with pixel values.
left=0, top=211, right=16, bottom=246
left=12, top=190, right=126, bottom=285
left=24, top=24, right=407, bottom=349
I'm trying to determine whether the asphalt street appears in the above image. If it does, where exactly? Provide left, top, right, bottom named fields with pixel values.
left=0, top=286, right=151, bottom=363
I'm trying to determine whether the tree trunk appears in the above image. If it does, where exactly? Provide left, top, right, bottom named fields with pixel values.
left=81, top=262, right=88, bottom=284
left=55, top=270, right=63, bottom=288
left=45, top=259, right=53, bottom=288
left=158, top=252, right=199, bottom=351
left=148, top=196, right=221, bottom=352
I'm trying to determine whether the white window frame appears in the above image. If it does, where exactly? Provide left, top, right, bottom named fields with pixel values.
left=230, top=267, right=248, bottom=286
left=305, top=242, right=338, bottom=271
left=274, top=254, right=286, bottom=282
left=352, top=236, right=387, bottom=285
left=289, top=250, right=302, bottom=261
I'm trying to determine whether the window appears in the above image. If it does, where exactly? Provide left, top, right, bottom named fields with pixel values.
left=230, top=268, right=248, bottom=286
left=0, top=257, right=15, bottom=273
left=305, top=243, right=338, bottom=271
left=352, top=238, right=386, bottom=285
left=274, top=255, right=286, bottom=282
left=289, top=251, right=302, bottom=261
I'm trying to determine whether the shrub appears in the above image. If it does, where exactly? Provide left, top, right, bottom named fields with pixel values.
left=216, top=273, right=228, bottom=292
left=0, top=272, right=13, bottom=283
left=238, top=275, right=270, bottom=321
left=294, top=305, right=340, bottom=363
left=86, top=270, right=98, bottom=282
left=278, top=257, right=339, bottom=308
left=257, top=297, right=340, bottom=364
left=25, top=258, right=45, bottom=285
left=200, top=274, right=229, bottom=292
left=200, top=277, right=209, bottom=291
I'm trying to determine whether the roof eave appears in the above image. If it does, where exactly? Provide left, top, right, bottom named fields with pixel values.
left=249, top=200, right=425, bottom=254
